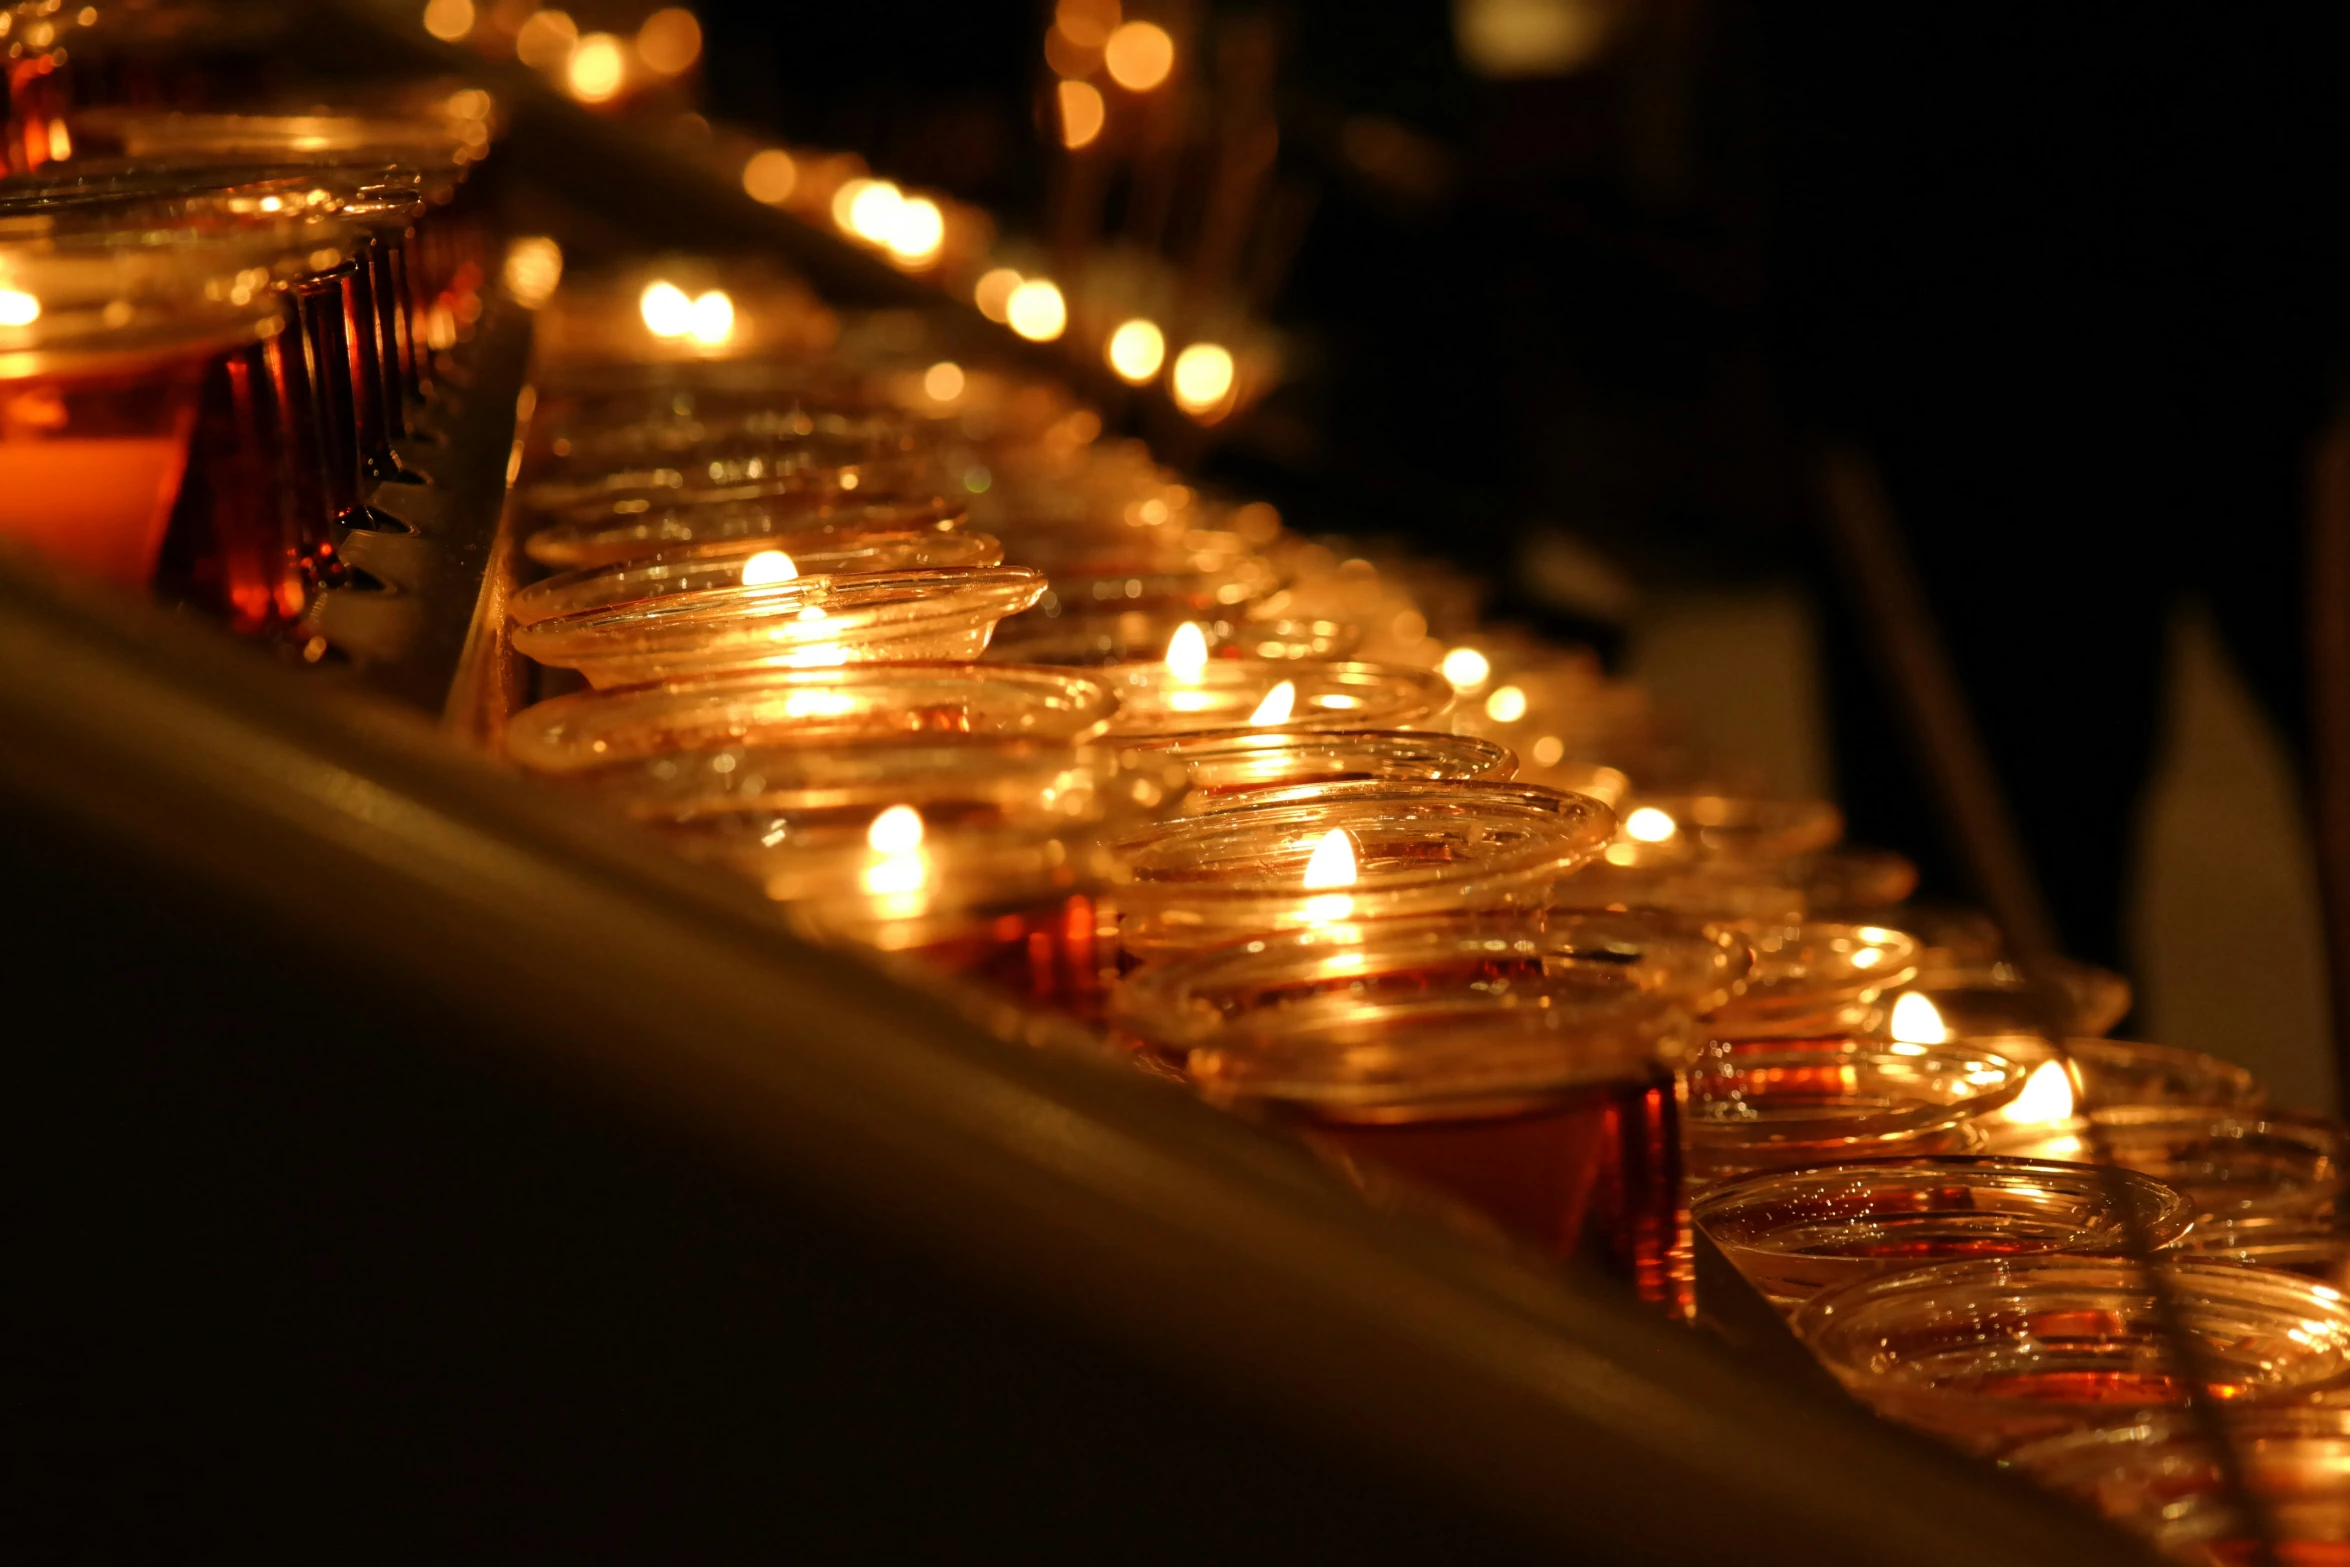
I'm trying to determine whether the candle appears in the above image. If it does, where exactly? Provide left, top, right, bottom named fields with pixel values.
left=522, top=493, right=971, bottom=572
left=1097, top=636, right=1451, bottom=741
left=507, top=530, right=1005, bottom=626
left=1128, top=727, right=1517, bottom=808
left=1704, top=921, right=1921, bottom=1041
left=509, top=565, right=1048, bottom=687
left=1113, top=911, right=1749, bottom=1308
left=1792, top=1257, right=2350, bottom=1454
left=986, top=604, right=1357, bottom=666
left=1109, top=778, right=1616, bottom=958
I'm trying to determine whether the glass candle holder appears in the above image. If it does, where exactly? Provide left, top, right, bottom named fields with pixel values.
left=1683, top=1035, right=2028, bottom=1189
left=985, top=605, right=1358, bottom=666
left=518, top=419, right=934, bottom=523
left=1112, top=911, right=1750, bottom=1304
left=507, top=531, right=1005, bottom=627
left=0, top=229, right=290, bottom=591
left=1976, top=1036, right=2266, bottom=1117
left=1705, top=921, right=1922, bottom=1041
left=1893, top=955, right=2134, bottom=1042
left=1693, top=1156, right=2194, bottom=1311
left=521, top=493, right=970, bottom=572
left=1097, top=658, right=1452, bottom=741
left=1797, top=846, right=1922, bottom=915
left=509, top=565, right=1048, bottom=688
left=1791, top=1257, right=2350, bottom=1454
left=1607, top=793, right=1845, bottom=867
left=2009, top=1410, right=2350, bottom=1567
left=1138, top=727, right=1517, bottom=809
left=1986, top=1107, right=2347, bottom=1246
left=1110, top=779, right=1617, bottom=959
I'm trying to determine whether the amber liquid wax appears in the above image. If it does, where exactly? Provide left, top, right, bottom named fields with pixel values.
left=905, top=894, right=1121, bottom=1027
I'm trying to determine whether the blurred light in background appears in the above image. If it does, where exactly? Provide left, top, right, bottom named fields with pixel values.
left=884, top=196, right=945, bottom=265
left=500, top=236, right=563, bottom=308
left=1440, top=646, right=1492, bottom=690
left=634, top=7, right=702, bottom=75
left=688, top=289, right=735, bottom=347
left=1170, top=342, right=1235, bottom=415
left=1106, top=318, right=1165, bottom=382
left=1103, top=21, right=1175, bottom=90
left=741, top=148, right=797, bottom=204
left=1452, top=0, right=1615, bottom=78
left=923, top=361, right=966, bottom=401
left=514, top=8, right=578, bottom=70
left=1057, top=80, right=1106, bottom=150
left=1054, top=0, right=1121, bottom=48
left=567, top=32, right=626, bottom=101
left=421, top=0, right=474, bottom=43
left=1006, top=280, right=1068, bottom=342
left=0, top=288, right=42, bottom=327
left=639, top=280, right=693, bottom=337
left=974, top=267, right=1023, bottom=323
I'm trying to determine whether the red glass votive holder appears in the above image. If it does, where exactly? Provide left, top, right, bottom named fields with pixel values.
left=510, top=565, right=1048, bottom=688
left=1112, top=911, right=1750, bottom=1306
left=1129, top=727, right=1517, bottom=810
left=522, top=493, right=970, bottom=572
left=1682, top=1034, right=2028, bottom=1189
left=1792, top=1256, right=2350, bottom=1454
left=2010, top=1409, right=2350, bottom=1567
left=1110, top=778, right=1617, bottom=959
left=1692, top=1156, right=2194, bottom=1311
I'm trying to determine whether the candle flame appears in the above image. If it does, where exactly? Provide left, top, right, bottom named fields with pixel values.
left=687, top=289, right=735, bottom=346
left=1888, top=991, right=1949, bottom=1045
left=1439, top=646, right=1491, bottom=691
left=1164, top=620, right=1208, bottom=682
left=868, top=804, right=925, bottom=852
left=2003, top=1058, right=2078, bottom=1126
left=1302, top=827, right=1359, bottom=890
left=1623, top=806, right=1677, bottom=843
left=639, top=279, right=692, bottom=337
left=740, top=549, right=798, bottom=587
left=1248, top=680, right=1296, bottom=726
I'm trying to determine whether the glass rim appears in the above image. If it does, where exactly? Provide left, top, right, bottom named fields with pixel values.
left=507, top=531, right=1007, bottom=627
left=1692, top=1154, right=2198, bottom=1252
left=521, top=493, right=971, bottom=571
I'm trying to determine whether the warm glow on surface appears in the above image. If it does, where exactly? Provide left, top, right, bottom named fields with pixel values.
left=1058, top=79, right=1107, bottom=149
left=1623, top=806, right=1677, bottom=843
left=421, top=0, right=474, bottom=42
left=635, top=7, right=702, bottom=73
left=1439, top=646, right=1491, bottom=690
left=1164, top=621, right=1209, bottom=682
left=742, top=148, right=798, bottom=204
left=687, top=289, right=735, bottom=345
left=1103, top=21, right=1175, bottom=89
left=868, top=804, right=926, bottom=853
left=1006, top=279, right=1068, bottom=341
left=740, top=549, right=797, bottom=587
left=0, top=288, right=43, bottom=327
left=922, top=361, right=966, bottom=401
left=1248, top=680, right=1297, bottom=726
left=567, top=32, right=627, bottom=101
left=1302, top=828, right=1360, bottom=890
left=516, top=8, right=579, bottom=68
left=1889, top=992, right=1950, bottom=1046
left=1170, top=343, right=1236, bottom=414
left=974, top=267, right=1023, bottom=322
left=1484, top=684, right=1528, bottom=722
left=1055, top=0, right=1121, bottom=48
left=1106, top=318, right=1165, bottom=382
left=2003, top=1059, right=2077, bottom=1126
left=884, top=196, right=945, bottom=264
left=501, top=237, right=563, bottom=308
left=639, top=280, right=693, bottom=337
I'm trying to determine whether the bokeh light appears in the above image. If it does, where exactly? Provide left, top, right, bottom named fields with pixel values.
left=1170, top=342, right=1235, bottom=414
left=514, top=8, right=578, bottom=70
left=1006, top=279, right=1068, bottom=342
left=566, top=31, right=626, bottom=101
left=1106, top=318, right=1165, bottom=382
left=421, top=0, right=474, bottom=43
left=741, top=149, right=797, bottom=204
left=1103, top=21, right=1175, bottom=90
left=1057, top=79, right=1106, bottom=149
left=634, top=7, right=702, bottom=74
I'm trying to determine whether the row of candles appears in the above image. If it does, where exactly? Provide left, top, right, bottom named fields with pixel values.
left=1, top=50, right=2344, bottom=1563
left=499, top=263, right=2350, bottom=1562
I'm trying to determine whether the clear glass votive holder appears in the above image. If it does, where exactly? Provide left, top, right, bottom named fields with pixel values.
left=1110, top=778, right=1617, bottom=959
left=509, top=565, right=1047, bottom=687
left=1131, top=727, right=1518, bottom=810
left=1895, top=955, right=2134, bottom=1041
left=520, top=438, right=942, bottom=527
left=1797, top=846, right=1922, bottom=914
left=1792, top=1257, right=2350, bottom=1454
left=2008, top=1409, right=2350, bottom=1567
left=1097, top=658, right=1452, bottom=740
left=521, top=493, right=970, bottom=572
left=1683, top=1035, right=2027, bottom=1189
left=1705, top=921, right=1921, bottom=1041
left=1112, top=911, right=1751, bottom=1306
left=1693, top=1156, right=2194, bottom=1311
left=507, top=531, right=1004, bottom=626
left=1606, top=793, right=1845, bottom=867
left=985, top=605, right=1357, bottom=666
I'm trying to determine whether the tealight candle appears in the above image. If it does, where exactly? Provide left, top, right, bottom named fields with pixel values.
left=987, top=607, right=1357, bottom=666
left=1109, top=779, right=1616, bottom=958
left=1704, top=921, right=1921, bottom=1041
left=1891, top=955, right=2133, bottom=1041
left=509, top=565, right=1047, bottom=687
left=1095, top=635, right=1452, bottom=741
left=1113, top=911, right=1749, bottom=1307
left=507, top=531, right=1005, bottom=626
left=1792, top=1257, right=2350, bottom=1454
